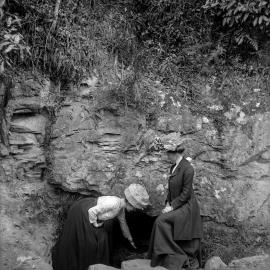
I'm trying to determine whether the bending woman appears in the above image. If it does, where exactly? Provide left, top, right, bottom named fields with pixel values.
left=53, top=183, right=149, bottom=270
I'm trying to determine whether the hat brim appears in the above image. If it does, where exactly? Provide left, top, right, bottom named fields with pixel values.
left=166, top=149, right=177, bottom=153
left=167, top=148, right=185, bottom=154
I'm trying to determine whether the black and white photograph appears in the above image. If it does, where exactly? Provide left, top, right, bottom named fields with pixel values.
left=0, top=1, right=270, bottom=270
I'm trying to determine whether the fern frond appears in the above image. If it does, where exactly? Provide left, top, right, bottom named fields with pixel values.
left=245, top=35, right=258, bottom=51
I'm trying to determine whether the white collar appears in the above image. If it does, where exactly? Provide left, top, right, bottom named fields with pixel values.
left=172, top=156, right=183, bottom=173
left=120, top=198, right=126, bottom=208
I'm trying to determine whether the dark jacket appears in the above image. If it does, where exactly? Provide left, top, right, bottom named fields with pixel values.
left=166, top=157, right=203, bottom=240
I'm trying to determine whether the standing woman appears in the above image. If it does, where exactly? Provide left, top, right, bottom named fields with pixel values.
left=53, top=184, right=149, bottom=270
left=148, top=144, right=203, bottom=270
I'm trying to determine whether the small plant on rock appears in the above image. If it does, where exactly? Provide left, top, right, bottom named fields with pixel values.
left=0, top=15, right=30, bottom=73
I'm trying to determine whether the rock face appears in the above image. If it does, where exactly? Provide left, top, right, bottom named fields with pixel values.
left=228, top=254, right=270, bottom=270
left=204, top=255, right=270, bottom=270
left=121, top=259, right=167, bottom=270
left=89, top=259, right=167, bottom=270
left=0, top=75, right=60, bottom=270
left=89, top=255, right=270, bottom=270
left=1, top=73, right=270, bottom=269
left=204, top=256, right=227, bottom=270
left=89, top=264, right=120, bottom=270
left=14, top=256, right=53, bottom=270
left=50, top=102, right=148, bottom=197
left=49, top=93, right=270, bottom=228
left=49, top=99, right=270, bottom=222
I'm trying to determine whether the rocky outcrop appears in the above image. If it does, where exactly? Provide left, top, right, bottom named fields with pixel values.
left=50, top=101, right=148, bottom=197
left=49, top=91, right=270, bottom=228
left=204, top=254, right=270, bottom=270
left=0, top=75, right=59, bottom=270
left=89, top=259, right=167, bottom=270
left=121, top=259, right=167, bottom=270
left=89, top=264, right=120, bottom=270
left=90, top=255, right=270, bottom=270
left=205, top=257, right=227, bottom=270
left=14, top=256, right=53, bottom=270
left=1, top=73, right=270, bottom=269
left=228, top=254, right=270, bottom=270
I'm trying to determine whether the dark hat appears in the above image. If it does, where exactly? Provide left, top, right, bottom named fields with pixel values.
left=166, top=144, right=185, bottom=154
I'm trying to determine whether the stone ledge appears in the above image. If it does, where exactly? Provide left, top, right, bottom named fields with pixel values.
left=121, top=259, right=167, bottom=270
left=89, top=259, right=168, bottom=270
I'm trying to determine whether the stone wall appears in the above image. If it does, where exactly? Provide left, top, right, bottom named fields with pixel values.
left=0, top=73, right=269, bottom=269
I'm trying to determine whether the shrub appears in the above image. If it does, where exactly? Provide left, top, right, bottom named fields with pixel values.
left=1, top=0, right=269, bottom=113
left=0, top=15, right=30, bottom=73
left=203, top=0, right=270, bottom=52
left=2, top=0, right=140, bottom=84
left=108, top=68, right=161, bottom=114
left=128, top=0, right=209, bottom=51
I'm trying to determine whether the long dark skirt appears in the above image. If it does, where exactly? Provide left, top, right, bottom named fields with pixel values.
left=52, top=198, right=114, bottom=270
left=148, top=211, right=200, bottom=270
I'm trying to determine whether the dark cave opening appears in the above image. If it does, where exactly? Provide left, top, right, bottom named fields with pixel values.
left=51, top=194, right=157, bottom=269
left=111, top=211, right=156, bottom=267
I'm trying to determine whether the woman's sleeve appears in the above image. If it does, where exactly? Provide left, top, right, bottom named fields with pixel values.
left=171, top=166, right=194, bottom=210
left=117, top=209, right=133, bottom=242
left=88, top=205, right=100, bottom=226
left=165, top=166, right=173, bottom=205
left=165, top=189, right=170, bottom=205
left=88, top=197, right=122, bottom=226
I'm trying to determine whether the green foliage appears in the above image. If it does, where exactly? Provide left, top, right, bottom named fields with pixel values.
left=1, top=0, right=269, bottom=113
left=131, top=0, right=209, bottom=50
left=0, top=15, right=31, bottom=73
left=21, top=0, right=111, bottom=82
left=2, top=0, right=140, bottom=83
left=108, top=68, right=161, bottom=114
left=203, top=0, right=270, bottom=52
left=211, top=61, right=270, bottom=112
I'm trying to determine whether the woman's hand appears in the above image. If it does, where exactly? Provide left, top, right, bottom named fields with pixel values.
left=129, top=240, right=137, bottom=249
left=88, top=209, right=97, bottom=224
left=93, top=221, right=103, bottom=228
left=162, top=205, right=173, bottom=214
left=88, top=208, right=104, bottom=227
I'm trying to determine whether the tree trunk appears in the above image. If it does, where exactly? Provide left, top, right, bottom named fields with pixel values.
left=51, top=0, right=61, bottom=31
